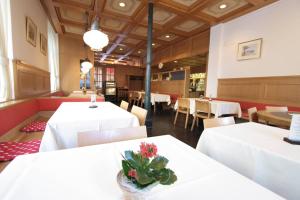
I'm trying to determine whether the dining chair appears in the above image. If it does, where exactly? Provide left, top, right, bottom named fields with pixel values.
left=78, top=126, right=147, bottom=147
left=248, top=107, right=258, bottom=122
left=131, top=105, right=148, bottom=126
left=265, top=106, right=288, bottom=112
left=203, top=116, right=235, bottom=129
left=191, top=100, right=211, bottom=131
left=120, top=100, right=129, bottom=111
left=174, top=98, right=190, bottom=129
left=139, top=93, right=145, bottom=108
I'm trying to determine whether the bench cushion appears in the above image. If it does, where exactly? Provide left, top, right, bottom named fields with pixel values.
left=0, top=140, right=41, bottom=161
left=20, top=121, right=47, bottom=133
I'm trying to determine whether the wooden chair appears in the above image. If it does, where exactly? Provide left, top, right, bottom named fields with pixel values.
left=120, top=100, right=129, bottom=111
left=139, top=93, right=145, bottom=108
left=203, top=116, right=235, bottom=129
left=174, top=98, right=190, bottom=129
left=78, top=126, right=147, bottom=147
left=265, top=106, right=288, bottom=112
left=191, top=100, right=211, bottom=131
left=131, top=105, right=148, bottom=126
left=248, top=107, right=258, bottom=122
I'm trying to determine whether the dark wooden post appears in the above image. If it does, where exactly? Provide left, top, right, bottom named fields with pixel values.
left=145, top=1, right=153, bottom=128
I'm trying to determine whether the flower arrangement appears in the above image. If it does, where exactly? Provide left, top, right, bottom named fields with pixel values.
left=121, top=142, right=177, bottom=189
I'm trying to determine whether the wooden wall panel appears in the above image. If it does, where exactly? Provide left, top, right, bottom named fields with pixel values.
left=217, top=76, right=300, bottom=107
left=152, top=30, right=210, bottom=65
left=152, top=80, right=185, bottom=97
left=14, top=60, right=50, bottom=99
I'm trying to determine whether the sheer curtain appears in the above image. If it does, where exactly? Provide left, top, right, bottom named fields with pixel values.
left=48, top=21, right=60, bottom=91
left=0, top=0, right=12, bottom=102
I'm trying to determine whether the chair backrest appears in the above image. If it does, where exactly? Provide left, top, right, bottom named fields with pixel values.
left=120, top=100, right=129, bottom=110
left=178, top=98, right=190, bottom=110
left=131, top=105, right=148, bottom=125
left=265, top=106, right=288, bottom=112
left=203, top=117, right=235, bottom=129
left=248, top=107, right=258, bottom=122
left=78, top=126, right=147, bottom=147
left=195, top=100, right=210, bottom=114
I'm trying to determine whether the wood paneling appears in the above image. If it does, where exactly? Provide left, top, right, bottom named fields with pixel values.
left=152, top=30, right=210, bottom=65
left=217, top=76, right=300, bottom=107
left=14, top=60, right=50, bottom=99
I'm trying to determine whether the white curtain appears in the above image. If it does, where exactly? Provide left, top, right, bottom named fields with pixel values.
left=48, top=21, right=60, bottom=91
left=0, top=0, right=12, bottom=102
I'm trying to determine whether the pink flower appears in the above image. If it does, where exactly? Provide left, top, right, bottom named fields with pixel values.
left=128, top=169, right=137, bottom=178
left=140, top=142, right=157, bottom=158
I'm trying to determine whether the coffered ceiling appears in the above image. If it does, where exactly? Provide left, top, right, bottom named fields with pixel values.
left=41, top=0, right=277, bottom=66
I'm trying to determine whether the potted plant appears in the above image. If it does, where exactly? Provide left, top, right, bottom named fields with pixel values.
left=117, top=142, right=177, bottom=199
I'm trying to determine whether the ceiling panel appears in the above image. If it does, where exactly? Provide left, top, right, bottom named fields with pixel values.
left=174, top=20, right=205, bottom=32
left=104, top=0, right=142, bottom=16
left=202, top=0, right=249, bottom=18
left=130, top=26, right=148, bottom=37
left=70, top=0, right=93, bottom=6
left=144, top=8, right=177, bottom=25
left=171, top=0, right=198, bottom=7
left=123, top=38, right=141, bottom=45
left=64, top=25, right=85, bottom=35
left=60, top=7, right=86, bottom=23
left=158, top=34, right=178, bottom=42
left=100, top=18, right=126, bottom=31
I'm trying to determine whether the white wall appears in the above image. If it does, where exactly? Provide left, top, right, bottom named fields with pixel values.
left=206, top=0, right=300, bottom=97
left=10, top=0, right=49, bottom=71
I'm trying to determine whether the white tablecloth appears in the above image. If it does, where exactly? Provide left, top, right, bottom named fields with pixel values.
left=174, top=98, right=242, bottom=118
left=0, top=135, right=281, bottom=200
left=39, top=102, right=139, bottom=151
left=151, top=93, right=171, bottom=105
left=196, top=122, right=300, bottom=200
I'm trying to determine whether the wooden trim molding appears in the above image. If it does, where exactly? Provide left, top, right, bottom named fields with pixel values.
left=13, top=60, right=50, bottom=99
left=217, top=76, right=300, bottom=107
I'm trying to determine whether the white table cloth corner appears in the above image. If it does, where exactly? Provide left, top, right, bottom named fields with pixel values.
left=196, top=122, right=300, bottom=200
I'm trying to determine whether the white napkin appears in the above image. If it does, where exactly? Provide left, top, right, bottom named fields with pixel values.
left=288, top=114, right=300, bottom=141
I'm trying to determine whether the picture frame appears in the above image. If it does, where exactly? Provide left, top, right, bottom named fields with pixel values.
left=237, top=38, right=262, bottom=61
left=40, top=33, right=47, bottom=56
left=26, top=16, right=37, bottom=47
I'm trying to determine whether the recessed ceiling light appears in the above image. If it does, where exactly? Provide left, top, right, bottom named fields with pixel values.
left=165, top=35, right=170, bottom=38
left=119, top=2, right=126, bottom=7
left=138, top=50, right=141, bottom=54
left=174, top=60, right=178, bottom=63
left=152, top=43, right=155, bottom=46
left=119, top=47, right=123, bottom=51
left=219, top=4, right=227, bottom=9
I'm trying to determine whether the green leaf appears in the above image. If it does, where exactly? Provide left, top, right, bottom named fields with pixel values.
left=122, top=160, right=131, bottom=178
left=136, top=169, right=155, bottom=185
left=149, top=156, right=168, bottom=170
left=158, top=168, right=177, bottom=185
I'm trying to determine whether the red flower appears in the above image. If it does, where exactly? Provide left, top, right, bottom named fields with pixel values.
left=140, top=142, right=157, bottom=158
left=128, top=169, right=137, bottom=178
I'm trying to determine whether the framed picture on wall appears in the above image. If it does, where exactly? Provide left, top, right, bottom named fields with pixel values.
left=40, top=33, right=47, bottom=55
left=237, top=38, right=262, bottom=61
left=26, top=16, right=37, bottom=47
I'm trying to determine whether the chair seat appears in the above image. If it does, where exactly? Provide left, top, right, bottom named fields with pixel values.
left=0, top=140, right=41, bottom=162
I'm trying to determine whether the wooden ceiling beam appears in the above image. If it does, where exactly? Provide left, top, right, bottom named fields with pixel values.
left=40, top=0, right=62, bottom=34
left=245, top=0, right=265, bottom=6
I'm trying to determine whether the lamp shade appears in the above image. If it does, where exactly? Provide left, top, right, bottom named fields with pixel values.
left=81, top=58, right=93, bottom=70
left=81, top=65, right=90, bottom=74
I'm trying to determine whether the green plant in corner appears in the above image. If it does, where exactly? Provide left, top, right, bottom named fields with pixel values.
left=121, top=142, right=177, bottom=189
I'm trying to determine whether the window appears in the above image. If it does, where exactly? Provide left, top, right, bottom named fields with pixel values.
left=106, top=67, right=115, bottom=81
left=94, top=66, right=103, bottom=89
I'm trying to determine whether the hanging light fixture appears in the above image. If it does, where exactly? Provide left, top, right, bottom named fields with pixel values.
left=81, top=44, right=93, bottom=71
left=83, top=0, right=109, bottom=51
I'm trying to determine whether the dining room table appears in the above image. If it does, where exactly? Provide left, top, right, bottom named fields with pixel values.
left=196, top=122, right=300, bottom=200
left=39, top=102, right=140, bottom=152
left=174, top=98, right=242, bottom=118
left=257, top=110, right=297, bottom=127
left=0, top=135, right=282, bottom=200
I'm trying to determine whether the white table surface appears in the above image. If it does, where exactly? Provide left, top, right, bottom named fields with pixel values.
left=39, top=102, right=140, bottom=152
left=0, top=135, right=282, bottom=200
left=136, top=91, right=171, bottom=105
left=174, top=98, right=242, bottom=118
left=196, top=122, right=300, bottom=200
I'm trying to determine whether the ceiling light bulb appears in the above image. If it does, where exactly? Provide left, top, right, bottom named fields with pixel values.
left=152, top=43, right=155, bottom=46
left=165, top=35, right=170, bottom=38
left=119, top=48, right=123, bottom=51
left=138, top=50, right=141, bottom=54
left=219, top=4, right=227, bottom=9
left=119, top=2, right=126, bottom=7
left=174, top=60, right=178, bottom=63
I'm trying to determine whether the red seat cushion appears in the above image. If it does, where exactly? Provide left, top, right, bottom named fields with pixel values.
left=20, top=121, right=47, bottom=133
left=0, top=140, right=41, bottom=161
